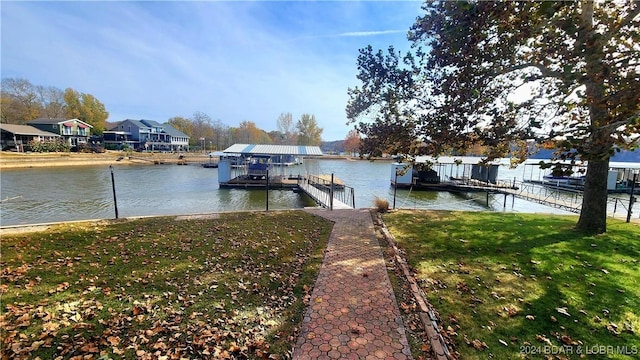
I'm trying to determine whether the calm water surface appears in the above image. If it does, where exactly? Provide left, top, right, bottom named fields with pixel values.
left=1, top=159, right=636, bottom=226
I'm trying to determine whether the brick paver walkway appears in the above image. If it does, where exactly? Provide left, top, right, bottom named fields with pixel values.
left=293, top=209, right=412, bottom=360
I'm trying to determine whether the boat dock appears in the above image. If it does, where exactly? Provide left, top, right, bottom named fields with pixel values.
left=390, top=158, right=638, bottom=217
left=220, top=174, right=354, bottom=209
left=217, top=144, right=355, bottom=209
left=219, top=175, right=300, bottom=189
left=471, top=180, right=635, bottom=216
left=497, top=181, right=584, bottom=213
left=297, top=175, right=354, bottom=209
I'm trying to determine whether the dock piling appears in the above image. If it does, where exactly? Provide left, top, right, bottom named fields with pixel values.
left=109, top=165, right=119, bottom=219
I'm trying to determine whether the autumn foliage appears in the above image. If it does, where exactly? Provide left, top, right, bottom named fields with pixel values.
left=1, top=212, right=332, bottom=359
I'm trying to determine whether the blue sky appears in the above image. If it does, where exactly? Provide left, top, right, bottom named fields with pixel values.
left=1, top=1, right=423, bottom=141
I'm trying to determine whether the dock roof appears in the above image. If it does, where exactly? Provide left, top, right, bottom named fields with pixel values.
left=222, top=144, right=323, bottom=156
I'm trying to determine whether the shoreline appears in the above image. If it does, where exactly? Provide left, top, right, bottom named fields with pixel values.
left=0, top=151, right=213, bottom=169
left=0, top=151, right=389, bottom=169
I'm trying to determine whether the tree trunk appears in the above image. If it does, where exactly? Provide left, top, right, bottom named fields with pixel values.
left=576, top=159, right=609, bottom=233
left=575, top=1, right=610, bottom=234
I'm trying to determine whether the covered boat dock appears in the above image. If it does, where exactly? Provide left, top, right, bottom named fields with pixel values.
left=391, top=156, right=518, bottom=192
left=217, top=144, right=354, bottom=209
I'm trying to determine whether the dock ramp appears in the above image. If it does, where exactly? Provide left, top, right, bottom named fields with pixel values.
left=298, top=175, right=354, bottom=209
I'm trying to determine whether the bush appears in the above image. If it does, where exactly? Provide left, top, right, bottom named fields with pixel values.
left=374, top=197, right=390, bottom=213
left=75, top=143, right=105, bottom=153
left=28, top=139, right=70, bottom=153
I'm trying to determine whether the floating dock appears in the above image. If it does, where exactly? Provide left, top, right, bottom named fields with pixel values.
left=388, top=157, right=638, bottom=214
left=219, top=175, right=300, bottom=189
left=220, top=174, right=354, bottom=209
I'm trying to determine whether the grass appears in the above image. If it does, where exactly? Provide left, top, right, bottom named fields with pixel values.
left=0, top=211, right=333, bottom=359
left=382, top=210, right=640, bottom=359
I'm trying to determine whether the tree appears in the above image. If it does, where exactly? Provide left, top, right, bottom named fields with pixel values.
left=347, top=1, right=640, bottom=234
left=2, top=79, right=110, bottom=130
left=37, top=86, right=66, bottom=119
left=236, top=120, right=272, bottom=144
left=276, top=112, right=298, bottom=144
left=63, top=88, right=109, bottom=134
left=212, top=120, right=231, bottom=150
left=296, top=114, right=323, bottom=146
left=189, top=112, right=214, bottom=148
left=0, top=78, right=42, bottom=124
left=344, top=129, right=361, bottom=156
left=167, top=116, right=193, bottom=137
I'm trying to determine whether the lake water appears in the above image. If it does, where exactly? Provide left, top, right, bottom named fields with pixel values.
left=0, top=158, right=637, bottom=226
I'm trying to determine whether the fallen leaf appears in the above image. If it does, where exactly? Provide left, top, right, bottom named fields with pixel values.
left=560, top=335, right=577, bottom=345
left=471, top=339, right=488, bottom=351
left=107, top=336, right=120, bottom=346
left=606, top=323, right=620, bottom=335
left=536, top=334, right=552, bottom=346
left=504, top=306, right=519, bottom=317
left=446, top=325, right=457, bottom=336
left=623, top=320, right=635, bottom=334
left=80, top=342, right=99, bottom=353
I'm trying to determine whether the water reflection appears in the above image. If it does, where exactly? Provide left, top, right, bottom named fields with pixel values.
left=0, top=164, right=314, bottom=226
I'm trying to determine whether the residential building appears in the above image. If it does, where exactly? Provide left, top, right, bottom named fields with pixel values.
left=27, top=118, right=93, bottom=148
left=0, top=124, right=61, bottom=151
left=103, top=119, right=190, bottom=152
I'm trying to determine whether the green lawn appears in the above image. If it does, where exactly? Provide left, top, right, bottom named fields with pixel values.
left=1, top=211, right=333, bottom=359
left=382, top=211, right=640, bottom=359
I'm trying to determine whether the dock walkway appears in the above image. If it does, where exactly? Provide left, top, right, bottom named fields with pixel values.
left=293, top=209, right=412, bottom=359
left=298, top=181, right=353, bottom=209
left=500, top=185, right=582, bottom=213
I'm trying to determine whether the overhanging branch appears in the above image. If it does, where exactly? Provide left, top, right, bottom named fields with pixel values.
left=599, top=111, right=640, bottom=132
left=600, top=3, right=640, bottom=45
left=499, top=62, right=564, bottom=80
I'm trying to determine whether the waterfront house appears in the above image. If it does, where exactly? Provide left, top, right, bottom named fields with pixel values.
left=27, top=118, right=93, bottom=148
left=103, top=119, right=190, bottom=152
left=0, top=123, right=61, bottom=152
left=140, top=119, right=190, bottom=151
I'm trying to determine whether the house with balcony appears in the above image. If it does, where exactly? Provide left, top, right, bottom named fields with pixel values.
left=27, top=118, right=92, bottom=148
left=103, top=119, right=189, bottom=152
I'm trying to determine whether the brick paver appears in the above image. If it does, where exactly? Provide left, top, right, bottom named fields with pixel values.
left=293, top=209, right=412, bottom=360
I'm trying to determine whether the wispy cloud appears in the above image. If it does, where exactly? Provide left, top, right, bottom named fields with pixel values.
left=337, top=30, right=406, bottom=37
left=1, top=1, right=421, bottom=141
